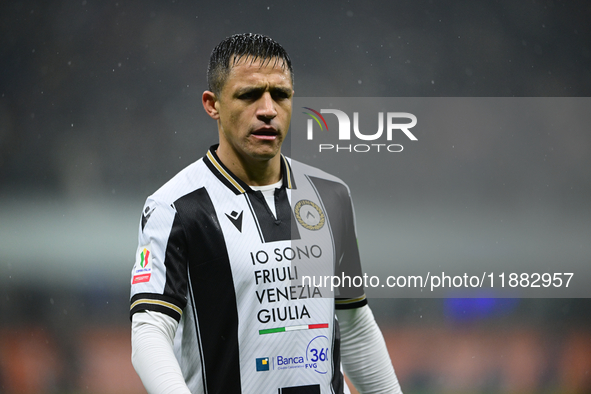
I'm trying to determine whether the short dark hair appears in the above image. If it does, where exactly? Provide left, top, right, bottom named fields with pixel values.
left=207, top=33, right=293, bottom=96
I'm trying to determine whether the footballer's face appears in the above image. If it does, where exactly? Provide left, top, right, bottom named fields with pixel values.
left=206, top=56, right=294, bottom=164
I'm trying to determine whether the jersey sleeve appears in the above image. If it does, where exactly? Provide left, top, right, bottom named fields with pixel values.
left=130, top=197, right=189, bottom=322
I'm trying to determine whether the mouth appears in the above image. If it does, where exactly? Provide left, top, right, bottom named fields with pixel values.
left=251, top=127, right=279, bottom=141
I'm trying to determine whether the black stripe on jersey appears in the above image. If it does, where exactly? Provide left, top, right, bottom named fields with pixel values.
left=173, top=187, right=241, bottom=394
left=278, top=385, right=321, bottom=394
left=162, top=211, right=189, bottom=307
left=307, top=176, right=366, bottom=304
left=331, top=318, right=344, bottom=394
left=335, top=295, right=368, bottom=310
left=246, top=187, right=300, bottom=243
left=275, top=187, right=301, bottom=241
left=187, top=273, right=208, bottom=394
left=130, top=293, right=184, bottom=322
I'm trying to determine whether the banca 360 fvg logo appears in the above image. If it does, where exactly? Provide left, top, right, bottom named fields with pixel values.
left=302, top=107, right=418, bottom=153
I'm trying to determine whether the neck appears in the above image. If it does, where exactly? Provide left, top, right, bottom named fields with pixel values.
left=215, top=145, right=282, bottom=187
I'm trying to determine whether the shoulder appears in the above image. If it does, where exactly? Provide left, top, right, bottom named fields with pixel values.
left=286, top=157, right=353, bottom=201
left=147, top=158, right=209, bottom=206
left=286, top=157, right=350, bottom=189
left=138, top=157, right=217, bottom=238
left=139, top=158, right=216, bottom=222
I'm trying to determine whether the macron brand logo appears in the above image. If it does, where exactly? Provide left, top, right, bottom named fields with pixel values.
left=303, top=107, right=418, bottom=153
left=141, top=206, right=156, bottom=231
left=226, top=210, right=243, bottom=232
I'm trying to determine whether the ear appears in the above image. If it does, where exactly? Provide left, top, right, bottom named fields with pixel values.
left=202, top=90, right=220, bottom=119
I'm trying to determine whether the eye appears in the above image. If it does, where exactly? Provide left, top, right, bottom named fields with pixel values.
left=238, top=91, right=255, bottom=100
left=272, top=90, right=291, bottom=100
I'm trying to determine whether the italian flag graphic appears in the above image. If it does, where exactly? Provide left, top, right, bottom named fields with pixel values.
left=140, top=248, right=150, bottom=268
left=259, top=323, right=328, bottom=335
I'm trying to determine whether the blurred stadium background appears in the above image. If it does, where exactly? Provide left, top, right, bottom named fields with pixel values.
left=1, top=1, right=590, bottom=393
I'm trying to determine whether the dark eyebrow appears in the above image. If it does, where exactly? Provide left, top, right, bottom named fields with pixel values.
left=234, top=86, right=265, bottom=97
left=270, top=86, right=293, bottom=97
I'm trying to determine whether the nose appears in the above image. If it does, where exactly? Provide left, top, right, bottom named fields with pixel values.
left=257, top=92, right=277, bottom=120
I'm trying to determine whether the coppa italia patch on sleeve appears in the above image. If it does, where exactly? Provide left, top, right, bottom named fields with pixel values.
left=132, top=244, right=153, bottom=284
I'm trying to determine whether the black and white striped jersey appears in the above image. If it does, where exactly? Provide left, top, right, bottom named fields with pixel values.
left=130, top=145, right=367, bottom=394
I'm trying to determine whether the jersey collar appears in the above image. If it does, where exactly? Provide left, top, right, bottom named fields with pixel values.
left=203, top=145, right=296, bottom=195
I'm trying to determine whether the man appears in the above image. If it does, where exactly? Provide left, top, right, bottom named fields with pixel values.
left=130, top=33, right=402, bottom=394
